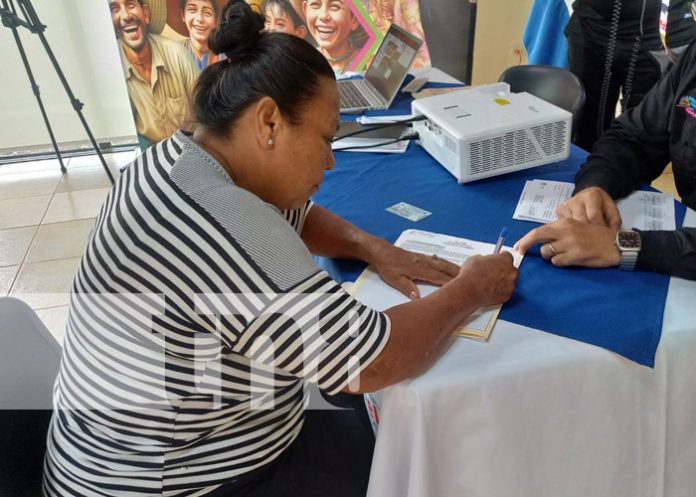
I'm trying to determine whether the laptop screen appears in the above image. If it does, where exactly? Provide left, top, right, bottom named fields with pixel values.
left=365, top=24, right=423, bottom=103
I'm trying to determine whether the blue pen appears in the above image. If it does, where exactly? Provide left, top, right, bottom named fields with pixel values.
left=493, top=227, right=507, bottom=254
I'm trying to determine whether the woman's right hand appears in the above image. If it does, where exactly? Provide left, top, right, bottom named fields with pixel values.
left=456, top=252, right=518, bottom=307
left=358, top=251, right=518, bottom=393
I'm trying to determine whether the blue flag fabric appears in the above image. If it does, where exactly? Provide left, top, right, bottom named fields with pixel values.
left=524, top=0, right=571, bottom=67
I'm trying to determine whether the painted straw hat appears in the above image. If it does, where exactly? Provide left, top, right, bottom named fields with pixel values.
left=144, top=0, right=168, bottom=34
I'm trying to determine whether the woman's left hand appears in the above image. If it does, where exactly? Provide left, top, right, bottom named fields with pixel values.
left=368, top=241, right=460, bottom=299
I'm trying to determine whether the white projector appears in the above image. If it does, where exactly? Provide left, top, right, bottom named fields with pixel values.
left=411, top=83, right=571, bottom=183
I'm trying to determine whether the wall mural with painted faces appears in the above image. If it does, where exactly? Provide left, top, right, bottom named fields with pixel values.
left=266, top=0, right=432, bottom=72
left=108, top=0, right=430, bottom=148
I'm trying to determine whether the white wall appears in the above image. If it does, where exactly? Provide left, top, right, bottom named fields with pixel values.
left=0, top=0, right=136, bottom=150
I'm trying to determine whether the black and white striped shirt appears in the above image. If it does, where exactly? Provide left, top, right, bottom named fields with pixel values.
left=43, top=131, right=390, bottom=496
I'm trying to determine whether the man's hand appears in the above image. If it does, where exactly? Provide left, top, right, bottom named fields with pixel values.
left=368, top=241, right=460, bottom=300
left=557, top=186, right=622, bottom=229
left=515, top=218, right=621, bottom=268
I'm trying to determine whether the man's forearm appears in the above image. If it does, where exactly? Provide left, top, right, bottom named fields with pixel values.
left=637, top=228, right=696, bottom=280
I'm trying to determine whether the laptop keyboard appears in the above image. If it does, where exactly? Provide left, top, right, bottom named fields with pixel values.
left=339, top=82, right=372, bottom=109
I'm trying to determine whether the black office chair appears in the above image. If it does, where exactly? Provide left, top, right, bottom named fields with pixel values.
left=0, top=297, right=62, bottom=497
left=498, top=64, right=586, bottom=143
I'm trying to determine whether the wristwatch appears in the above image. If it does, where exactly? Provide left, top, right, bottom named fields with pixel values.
left=615, top=229, right=641, bottom=271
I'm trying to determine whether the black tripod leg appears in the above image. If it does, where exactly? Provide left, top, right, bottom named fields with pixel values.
left=7, top=23, right=67, bottom=173
left=34, top=28, right=115, bottom=184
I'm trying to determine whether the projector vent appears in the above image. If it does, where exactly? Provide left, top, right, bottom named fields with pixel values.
left=468, top=121, right=568, bottom=175
left=532, top=120, right=568, bottom=156
left=469, top=129, right=537, bottom=174
left=444, top=135, right=457, bottom=153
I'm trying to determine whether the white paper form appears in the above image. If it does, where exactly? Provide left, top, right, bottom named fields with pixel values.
left=513, top=181, right=677, bottom=230
left=351, top=229, right=523, bottom=341
left=616, top=190, right=676, bottom=231
left=512, top=180, right=574, bottom=224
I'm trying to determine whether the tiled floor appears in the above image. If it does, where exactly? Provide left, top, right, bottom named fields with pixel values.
left=0, top=149, right=680, bottom=345
left=0, top=150, right=137, bottom=344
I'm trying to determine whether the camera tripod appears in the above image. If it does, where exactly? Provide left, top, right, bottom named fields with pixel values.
left=0, top=0, right=115, bottom=184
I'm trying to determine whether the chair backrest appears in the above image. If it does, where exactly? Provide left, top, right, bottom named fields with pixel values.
left=498, top=64, right=586, bottom=143
left=0, top=297, right=62, bottom=497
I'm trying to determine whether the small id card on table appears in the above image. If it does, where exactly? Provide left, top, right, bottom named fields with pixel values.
left=386, top=202, right=432, bottom=222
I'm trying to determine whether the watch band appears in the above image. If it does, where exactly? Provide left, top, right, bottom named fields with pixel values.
left=619, top=249, right=638, bottom=271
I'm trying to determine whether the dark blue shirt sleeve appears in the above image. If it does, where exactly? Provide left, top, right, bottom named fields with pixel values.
left=637, top=228, right=696, bottom=280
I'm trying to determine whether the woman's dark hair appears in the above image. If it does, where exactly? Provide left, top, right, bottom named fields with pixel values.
left=264, top=0, right=306, bottom=30
left=195, top=1, right=334, bottom=134
left=179, top=0, right=220, bottom=17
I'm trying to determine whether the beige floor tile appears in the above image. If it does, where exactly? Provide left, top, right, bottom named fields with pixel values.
left=35, top=306, right=70, bottom=345
left=0, top=168, right=62, bottom=201
left=0, top=226, right=37, bottom=266
left=0, top=195, right=51, bottom=229
left=57, top=164, right=120, bottom=193
left=0, top=158, right=62, bottom=176
left=0, top=265, right=19, bottom=296
left=26, top=219, right=95, bottom=263
left=10, top=257, right=81, bottom=309
left=42, top=188, right=110, bottom=224
left=67, top=150, right=137, bottom=169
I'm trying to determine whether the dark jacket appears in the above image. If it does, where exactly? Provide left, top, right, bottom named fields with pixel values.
left=575, top=41, right=696, bottom=279
left=572, top=0, right=696, bottom=49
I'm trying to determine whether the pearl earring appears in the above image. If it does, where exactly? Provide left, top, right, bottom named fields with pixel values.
left=267, top=138, right=274, bottom=146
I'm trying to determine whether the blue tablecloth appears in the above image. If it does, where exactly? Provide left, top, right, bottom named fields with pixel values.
left=312, top=144, right=686, bottom=367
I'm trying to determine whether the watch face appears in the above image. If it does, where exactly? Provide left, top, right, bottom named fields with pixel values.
left=618, top=230, right=641, bottom=249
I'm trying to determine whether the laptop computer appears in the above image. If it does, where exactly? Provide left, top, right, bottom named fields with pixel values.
left=338, top=23, right=423, bottom=113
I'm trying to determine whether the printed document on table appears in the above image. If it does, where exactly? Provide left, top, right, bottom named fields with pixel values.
left=616, top=190, right=676, bottom=230
left=350, top=229, right=523, bottom=341
left=513, top=181, right=676, bottom=230
left=512, top=180, right=574, bottom=224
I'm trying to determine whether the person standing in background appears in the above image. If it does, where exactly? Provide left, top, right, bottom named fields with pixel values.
left=566, top=0, right=696, bottom=151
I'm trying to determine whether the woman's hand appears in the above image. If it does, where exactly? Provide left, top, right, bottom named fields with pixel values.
left=368, top=241, right=460, bottom=300
left=556, top=186, right=622, bottom=229
left=515, top=218, right=621, bottom=268
left=455, top=252, right=518, bottom=308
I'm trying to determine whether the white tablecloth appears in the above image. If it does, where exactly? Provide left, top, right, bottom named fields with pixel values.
left=366, top=210, right=696, bottom=497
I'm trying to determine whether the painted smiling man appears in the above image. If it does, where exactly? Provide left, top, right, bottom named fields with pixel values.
left=110, top=0, right=200, bottom=147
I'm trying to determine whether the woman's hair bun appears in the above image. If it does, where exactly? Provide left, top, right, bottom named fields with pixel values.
left=208, top=0, right=265, bottom=59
